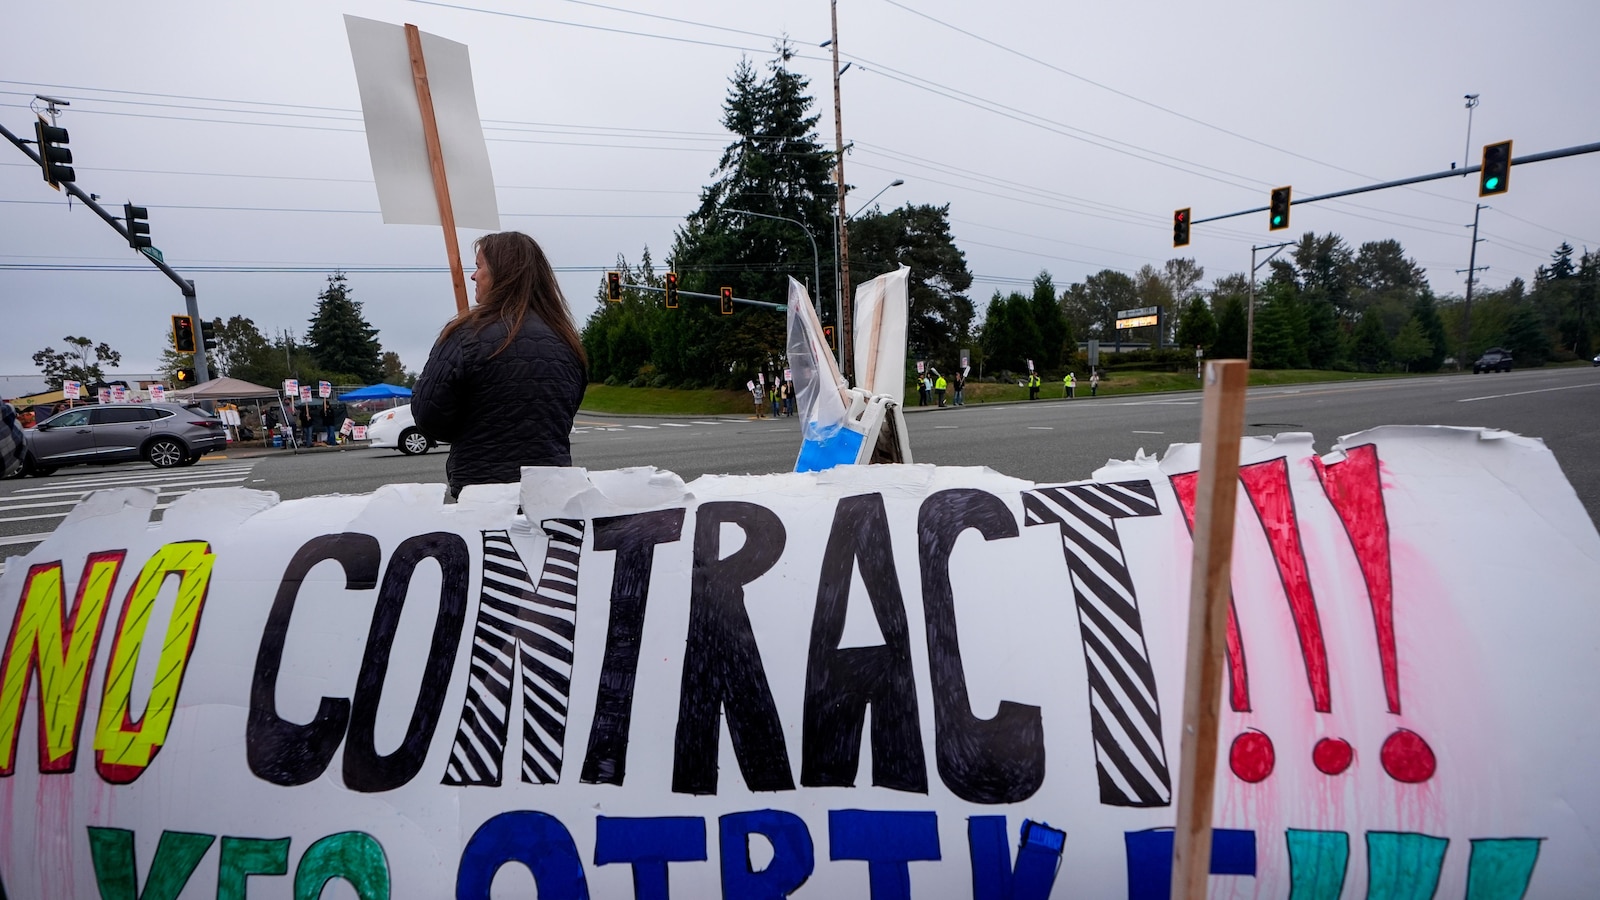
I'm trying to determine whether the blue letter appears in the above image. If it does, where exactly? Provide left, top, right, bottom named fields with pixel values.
left=829, top=810, right=940, bottom=900
left=594, top=816, right=707, bottom=900
left=1123, top=829, right=1255, bottom=900
left=457, top=811, right=588, bottom=900
left=719, top=810, right=814, bottom=899
left=968, top=817, right=1064, bottom=900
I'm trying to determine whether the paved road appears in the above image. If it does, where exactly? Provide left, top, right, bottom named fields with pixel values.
left=4, top=367, right=1596, bottom=570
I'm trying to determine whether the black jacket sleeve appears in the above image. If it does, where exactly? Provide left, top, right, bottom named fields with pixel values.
left=412, top=329, right=471, bottom=442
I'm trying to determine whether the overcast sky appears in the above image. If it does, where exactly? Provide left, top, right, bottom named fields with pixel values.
left=3, top=0, right=1597, bottom=385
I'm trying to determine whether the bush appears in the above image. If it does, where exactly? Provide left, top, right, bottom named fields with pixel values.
left=604, top=374, right=622, bottom=387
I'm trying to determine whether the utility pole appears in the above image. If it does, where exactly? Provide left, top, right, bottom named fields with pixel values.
left=829, top=0, right=853, bottom=382
left=1248, top=241, right=1293, bottom=362
left=1457, top=204, right=1489, bottom=360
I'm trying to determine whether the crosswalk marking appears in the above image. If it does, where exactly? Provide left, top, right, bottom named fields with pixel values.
left=0, top=532, right=58, bottom=550
left=9, top=467, right=255, bottom=493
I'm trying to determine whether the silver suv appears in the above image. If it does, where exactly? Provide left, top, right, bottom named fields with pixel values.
left=24, top=402, right=227, bottom=475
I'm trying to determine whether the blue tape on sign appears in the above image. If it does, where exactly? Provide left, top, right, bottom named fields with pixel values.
left=795, top=426, right=865, bottom=472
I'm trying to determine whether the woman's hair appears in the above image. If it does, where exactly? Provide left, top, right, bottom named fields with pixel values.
left=438, top=232, right=587, bottom=366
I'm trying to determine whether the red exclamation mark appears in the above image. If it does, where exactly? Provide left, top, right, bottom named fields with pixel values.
left=1238, top=458, right=1354, bottom=777
left=1314, top=444, right=1436, bottom=784
left=1170, top=472, right=1270, bottom=783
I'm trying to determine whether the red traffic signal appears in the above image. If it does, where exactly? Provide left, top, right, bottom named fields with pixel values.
left=823, top=325, right=835, bottom=348
left=720, top=286, right=734, bottom=315
left=665, top=271, right=679, bottom=308
left=171, top=315, right=196, bottom=353
left=1173, top=207, right=1191, bottom=247
left=607, top=271, right=622, bottom=302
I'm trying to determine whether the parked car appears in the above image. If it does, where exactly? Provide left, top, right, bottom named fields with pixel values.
left=1592, top=352, right=1599, bottom=366
left=1472, top=347, right=1514, bottom=374
left=23, top=402, right=227, bottom=475
left=365, top=404, right=440, bottom=455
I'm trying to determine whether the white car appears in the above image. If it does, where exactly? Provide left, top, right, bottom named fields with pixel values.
left=365, top=404, right=440, bottom=455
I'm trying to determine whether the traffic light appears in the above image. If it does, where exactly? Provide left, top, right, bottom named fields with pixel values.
left=200, top=319, right=218, bottom=351
left=175, top=368, right=195, bottom=384
left=720, top=286, right=734, bottom=315
left=1269, top=186, right=1291, bottom=231
left=125, top=204, right=152, bottom=249
left=823, top=325, right=835, bottom=348
left=1173, top=207, right=1191, bottom=247
left=607, top=271, right=622, bottom=302
left=665, top=271, right=679, bottom=308
left=1479, top=140, right=1512, bottom=197
left=171, top=315, right=197, bottom=353
left=33, top=118, right=74, bottom=187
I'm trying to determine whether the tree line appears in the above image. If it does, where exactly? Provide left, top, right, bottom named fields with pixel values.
left=581, top=45, right=1596, bottom=387
left=29, top=272, right=408, bottom=393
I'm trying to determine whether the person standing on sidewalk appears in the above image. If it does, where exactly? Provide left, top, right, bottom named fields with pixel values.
left=1090, top=371, right=1100, bottom=397
left=953, top=370, right=965, bottom=406
left=413, top=231, right=587, bottom=499
left=934, top=371, right=947, bottom=407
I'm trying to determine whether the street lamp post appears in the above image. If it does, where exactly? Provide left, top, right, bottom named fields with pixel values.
left=724, top=209, right=821, bottom=317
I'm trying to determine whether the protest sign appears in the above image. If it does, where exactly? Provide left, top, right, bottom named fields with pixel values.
left=284, top=379, right=299, bottom=398
left=148, top=385, right=165, bottom=403
left=300, top=386, right=313, bottom=402
left=320, top=381, right=333, bottom=399
left=0, top=427, right=1596, bottom=897
left=62, top=381, right=80, bottom=400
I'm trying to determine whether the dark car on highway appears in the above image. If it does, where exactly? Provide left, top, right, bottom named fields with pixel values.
left=23, top=402, right=227, bottom=475
left=1472, top=347, right=1514, bottom=374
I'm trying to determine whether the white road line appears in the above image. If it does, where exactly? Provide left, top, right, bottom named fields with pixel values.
left=934, top=425, right=959, bottom=429
left=1458, top=382, right=1600, bottom=403
left=1132, top=430, right=1165, bottom=434
left=690, top=420, right=724, bottom=425
left=1027, top=426, right=1054, bottom=430
left=0, top=499, right=81, bottom=512
left=0, top=532, right=56, bottom=549
left=1, top=482, right=248, bottom=503
left=658, top=422, right=692, bottom=427
left=627, top=425, right=657, bottom=430
left=0, top=510, right=76, bottom=524
left=14, top=468, right=254, bottom=492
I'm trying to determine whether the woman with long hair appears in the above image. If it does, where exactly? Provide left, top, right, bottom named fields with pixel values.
left=412, top=231, right=588, bottom=497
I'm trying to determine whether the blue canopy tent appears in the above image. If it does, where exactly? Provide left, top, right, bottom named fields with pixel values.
left=339, top=383, right=412, bottom=405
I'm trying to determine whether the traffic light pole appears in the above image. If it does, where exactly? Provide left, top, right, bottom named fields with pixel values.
left=0, top=120, right=211, bottom=383
left=623, top=282, right=786, bottom=311
left=1191, top=140, right=1600, bottom=226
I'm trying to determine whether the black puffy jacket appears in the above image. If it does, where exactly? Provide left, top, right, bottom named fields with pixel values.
left=412, top=313, right=586, bottom=492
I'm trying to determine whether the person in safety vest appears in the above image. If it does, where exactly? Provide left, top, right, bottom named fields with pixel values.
left=934, top=372, right=948, bottom=407
left=1027, top=372, right=1040, bottom=400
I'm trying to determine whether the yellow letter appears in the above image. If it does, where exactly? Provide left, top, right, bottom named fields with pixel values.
left=95, top=542, right=213, bottom=784
left=0, top=552, right=124, bottom=775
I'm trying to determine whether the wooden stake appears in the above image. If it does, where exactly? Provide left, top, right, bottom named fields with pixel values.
left=1170, top=359, right=1250, bottom=900
left=405, top=23, right=470, bottom=315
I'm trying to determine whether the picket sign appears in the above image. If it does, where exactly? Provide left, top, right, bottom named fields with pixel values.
left=1, top=427, right=1597, bottom=898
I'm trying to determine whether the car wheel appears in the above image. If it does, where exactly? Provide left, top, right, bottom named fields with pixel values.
left=24, top=455, right=56, bottom=477
left=147, top=438, right=187, bottom=469
left=399, top=428, right=431, bottom=456
left=177, top=451, right=201, bottom=467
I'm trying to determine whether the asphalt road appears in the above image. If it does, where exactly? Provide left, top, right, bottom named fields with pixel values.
left=3, top=366, right=1597, bottom=568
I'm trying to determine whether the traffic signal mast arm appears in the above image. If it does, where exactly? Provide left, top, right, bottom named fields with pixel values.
left=619, top=281, right=787, bottom=310
left=0, top=118, right=213, bottom=384
left=1187, top=139, right=1600, bottom=226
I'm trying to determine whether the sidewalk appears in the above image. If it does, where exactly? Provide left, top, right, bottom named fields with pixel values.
left=207, top=441, right=360, bottom=460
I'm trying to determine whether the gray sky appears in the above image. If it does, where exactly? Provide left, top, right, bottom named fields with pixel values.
left=4, top=0, right=1597, bottom=384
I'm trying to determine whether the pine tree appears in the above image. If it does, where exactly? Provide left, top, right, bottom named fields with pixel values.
left=306, top=273, right=383, bottom=384
left=1174, top=297, right=1217, bottom=351
left=1212, top=295, right=1249, bottom=359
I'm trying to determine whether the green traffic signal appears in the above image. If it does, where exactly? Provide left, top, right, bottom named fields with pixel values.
left=1479, top=140, right=1512, bottom=197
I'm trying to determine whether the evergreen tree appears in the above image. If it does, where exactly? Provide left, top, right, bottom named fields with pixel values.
left=1502, top=305, right=1548, bottom=366
left=1029, top=271, right=1069, bottom=369
left=664, top=47, right=837, bottom=385
left=1409, top=292, right=1449, bottom=372
left=1391, top=318, right=1433, bottom=372
left=850, top=204, right=975, bottom=362
left=1350, top=311, right=1393, bottom=371
left=1212, top=294, right=1248, bottom=359
left=979, top=291, right=1042, bottom=373
left=1174, top=297, right=1217, bottom=351
left=306, top=273, right=383, bottom=383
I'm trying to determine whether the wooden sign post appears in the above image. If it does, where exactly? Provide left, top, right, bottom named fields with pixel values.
left=1170, top=359, right=1250, bottom=898
left=405, top=23, right=471, bottom=315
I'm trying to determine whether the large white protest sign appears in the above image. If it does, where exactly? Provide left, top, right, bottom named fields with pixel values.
left=0, top=427, right=1596, bottom=897
left=345, top=15, right=500, bottom=231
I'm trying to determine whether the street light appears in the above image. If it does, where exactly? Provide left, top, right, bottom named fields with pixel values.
left=848, top=178, right=904, bottom=222
left=723, top=208, right=821, bottom=317
left=834, top=178, right=905, bottom=372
